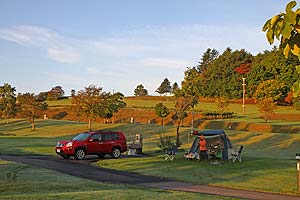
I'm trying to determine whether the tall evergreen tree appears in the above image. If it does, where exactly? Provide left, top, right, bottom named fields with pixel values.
left=197, top=48, right=219, bottom=72
left=134, top=84, right=148, bottom=96
left=156, top=78, right=171, bottom=95
left=0, top=83, right=17, bottom=123
left=172, top=82, right=180, bottom=95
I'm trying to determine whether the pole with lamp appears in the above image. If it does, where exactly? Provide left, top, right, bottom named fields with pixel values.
left=242, top=77, right=246, bottom=115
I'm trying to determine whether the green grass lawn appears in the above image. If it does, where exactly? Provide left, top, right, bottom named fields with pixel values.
left=1, top=160, right=235, bottom=200
left=1, top=119, right=300, bottom=196
left=97, top=155, right=298, bottom=195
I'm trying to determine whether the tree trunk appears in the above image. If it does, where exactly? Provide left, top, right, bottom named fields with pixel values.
left=176, top=121, right=180, bottom=147
left=88, top=118, right=92, bottom=131
left=31, top=119, right=35, bottom=131
left=161, top=117, right=164, bottom=126
left=191, top=105, right=194, bottom=133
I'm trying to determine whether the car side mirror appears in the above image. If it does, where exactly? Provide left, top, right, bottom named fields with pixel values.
left=88, top=138, right=94, bottom=142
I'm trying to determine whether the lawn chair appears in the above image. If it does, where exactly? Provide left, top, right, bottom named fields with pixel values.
left=228, top=146, right=244, bottom=162
left=165, top=146, right=178, bottom=161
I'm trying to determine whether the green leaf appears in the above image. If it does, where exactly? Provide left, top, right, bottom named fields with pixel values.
left=281, top=23, right=293, bottom=38
left=275, top=19, right=284, bottom=40
left=262, top=19, right=271, bottom=32
left=270, top=15, right=280, bottom=28
left=292, top=80, right=300, bottom=97
left=285, top=1, right=297, bottom=25
left=266, top=28, right=274, bottom=44
left=286, top=1, right=297, bottom=13
left=286, top=10, right=297, bottom=24
left=296, top=65, right=300, bottom=74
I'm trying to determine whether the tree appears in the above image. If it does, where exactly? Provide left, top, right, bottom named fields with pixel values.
left=71, top=92, right=82, bottom=122
left=0, top=83, right=17, bottom=124
left=72, top=85, right=125, bottom=130
left=186, top=48, right=253, bottom=98
left=156, top=78, right=171, bottom=95
left=154, top=103, right=170, bottom=126
left=102, top=92, right=126, bottom=124
left=263, top=1, right=300, bottom=60
left=72, top=85, right=105, bottom=131
left=263, top=1, right=300, bottom=97
left=172, top=82, right=180, bottom=95
left=171, top=97, right=192, bottom=146
left=47, top=86, right=65, bottom=101
left=134, top=84, right=148, bottom=96
left=292, top=96, right=300, bottom=110
left=180, top=67, right=201, bottom=134
left=257, top=98, right=277, bottom=123
left=254, top=81, right=281, bottom=123
left=36, top=92, right=48, bottom=102
left=247, top=48, right=299, bottom=98
left=215, top=96, right=230, bottom=119
left=197, top=48, right=219, bottom=72
left=71, top=89, right=76, bottom=97
left=17, top=93, right=48, bottom=131
left=253, top=80, right=286, bottom=104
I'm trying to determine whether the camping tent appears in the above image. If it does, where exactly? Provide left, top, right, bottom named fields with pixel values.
left=189, top=130, right=233, bottom=160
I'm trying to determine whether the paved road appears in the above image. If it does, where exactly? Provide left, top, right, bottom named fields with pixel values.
left=1, top=154, right=299, bottom=200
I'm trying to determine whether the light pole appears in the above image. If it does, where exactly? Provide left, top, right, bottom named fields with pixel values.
left=242, top=77, right=246, bottom=115
left=189, top=106, right=194, bottom=144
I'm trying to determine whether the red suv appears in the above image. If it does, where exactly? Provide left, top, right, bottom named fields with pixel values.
left=55, top=131, right=127, bottom=160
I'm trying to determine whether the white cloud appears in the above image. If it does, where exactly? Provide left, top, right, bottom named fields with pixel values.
left=0, top=25, right=59, bottom=46
left=0, top=25, right=81, bottom=64
left=47, top=47, right=80, bottom=64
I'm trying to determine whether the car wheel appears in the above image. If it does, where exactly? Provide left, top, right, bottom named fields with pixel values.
left=74, top=148, right=86, bottom=160
left=61, top=154, right=70, bottom=159
left=111, top=147, right=121, bottom=159
left=98, top=154, right=105, bottom=158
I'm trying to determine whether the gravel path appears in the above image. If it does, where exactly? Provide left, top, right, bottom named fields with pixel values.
left=1, top=154, right=299, bottom=200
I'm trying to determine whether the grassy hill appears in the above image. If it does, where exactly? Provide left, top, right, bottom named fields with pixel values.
left=2, top=96, right=300, bottom=197
left=0, top=118, right=300, bottom=196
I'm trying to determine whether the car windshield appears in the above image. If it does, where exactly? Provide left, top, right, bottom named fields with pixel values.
left=73, top=132, right=90, bottom=141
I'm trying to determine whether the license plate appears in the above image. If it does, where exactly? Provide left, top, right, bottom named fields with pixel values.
left=56, top=149, right=61, bottom=153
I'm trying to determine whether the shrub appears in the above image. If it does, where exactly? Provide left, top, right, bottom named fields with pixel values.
left=157, top=134, right=176, bottom=152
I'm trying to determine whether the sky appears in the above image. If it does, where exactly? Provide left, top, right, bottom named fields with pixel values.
left=0, top=0, right=293, bottom=96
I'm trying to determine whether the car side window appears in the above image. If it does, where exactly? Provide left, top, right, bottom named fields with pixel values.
left=102, top=134, right=113, bottom=141
left=90, top=134, right=101, bottom=141
left=112, top=133, right=120, bottom=140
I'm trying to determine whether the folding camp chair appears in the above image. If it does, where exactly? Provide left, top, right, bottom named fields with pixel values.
left=165, top=146, right=178, bottom=161
left=229, top=146, right=244, bottom=162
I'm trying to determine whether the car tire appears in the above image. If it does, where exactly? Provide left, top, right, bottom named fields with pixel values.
left=111, top=147, right=121, bottom=159
left=74, top=148, right=86, bottom=160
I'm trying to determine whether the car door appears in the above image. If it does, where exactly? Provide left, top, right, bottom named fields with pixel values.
left=86, top=133, right=104, bottom=154
left=101, top=133, right=114, bottom=153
